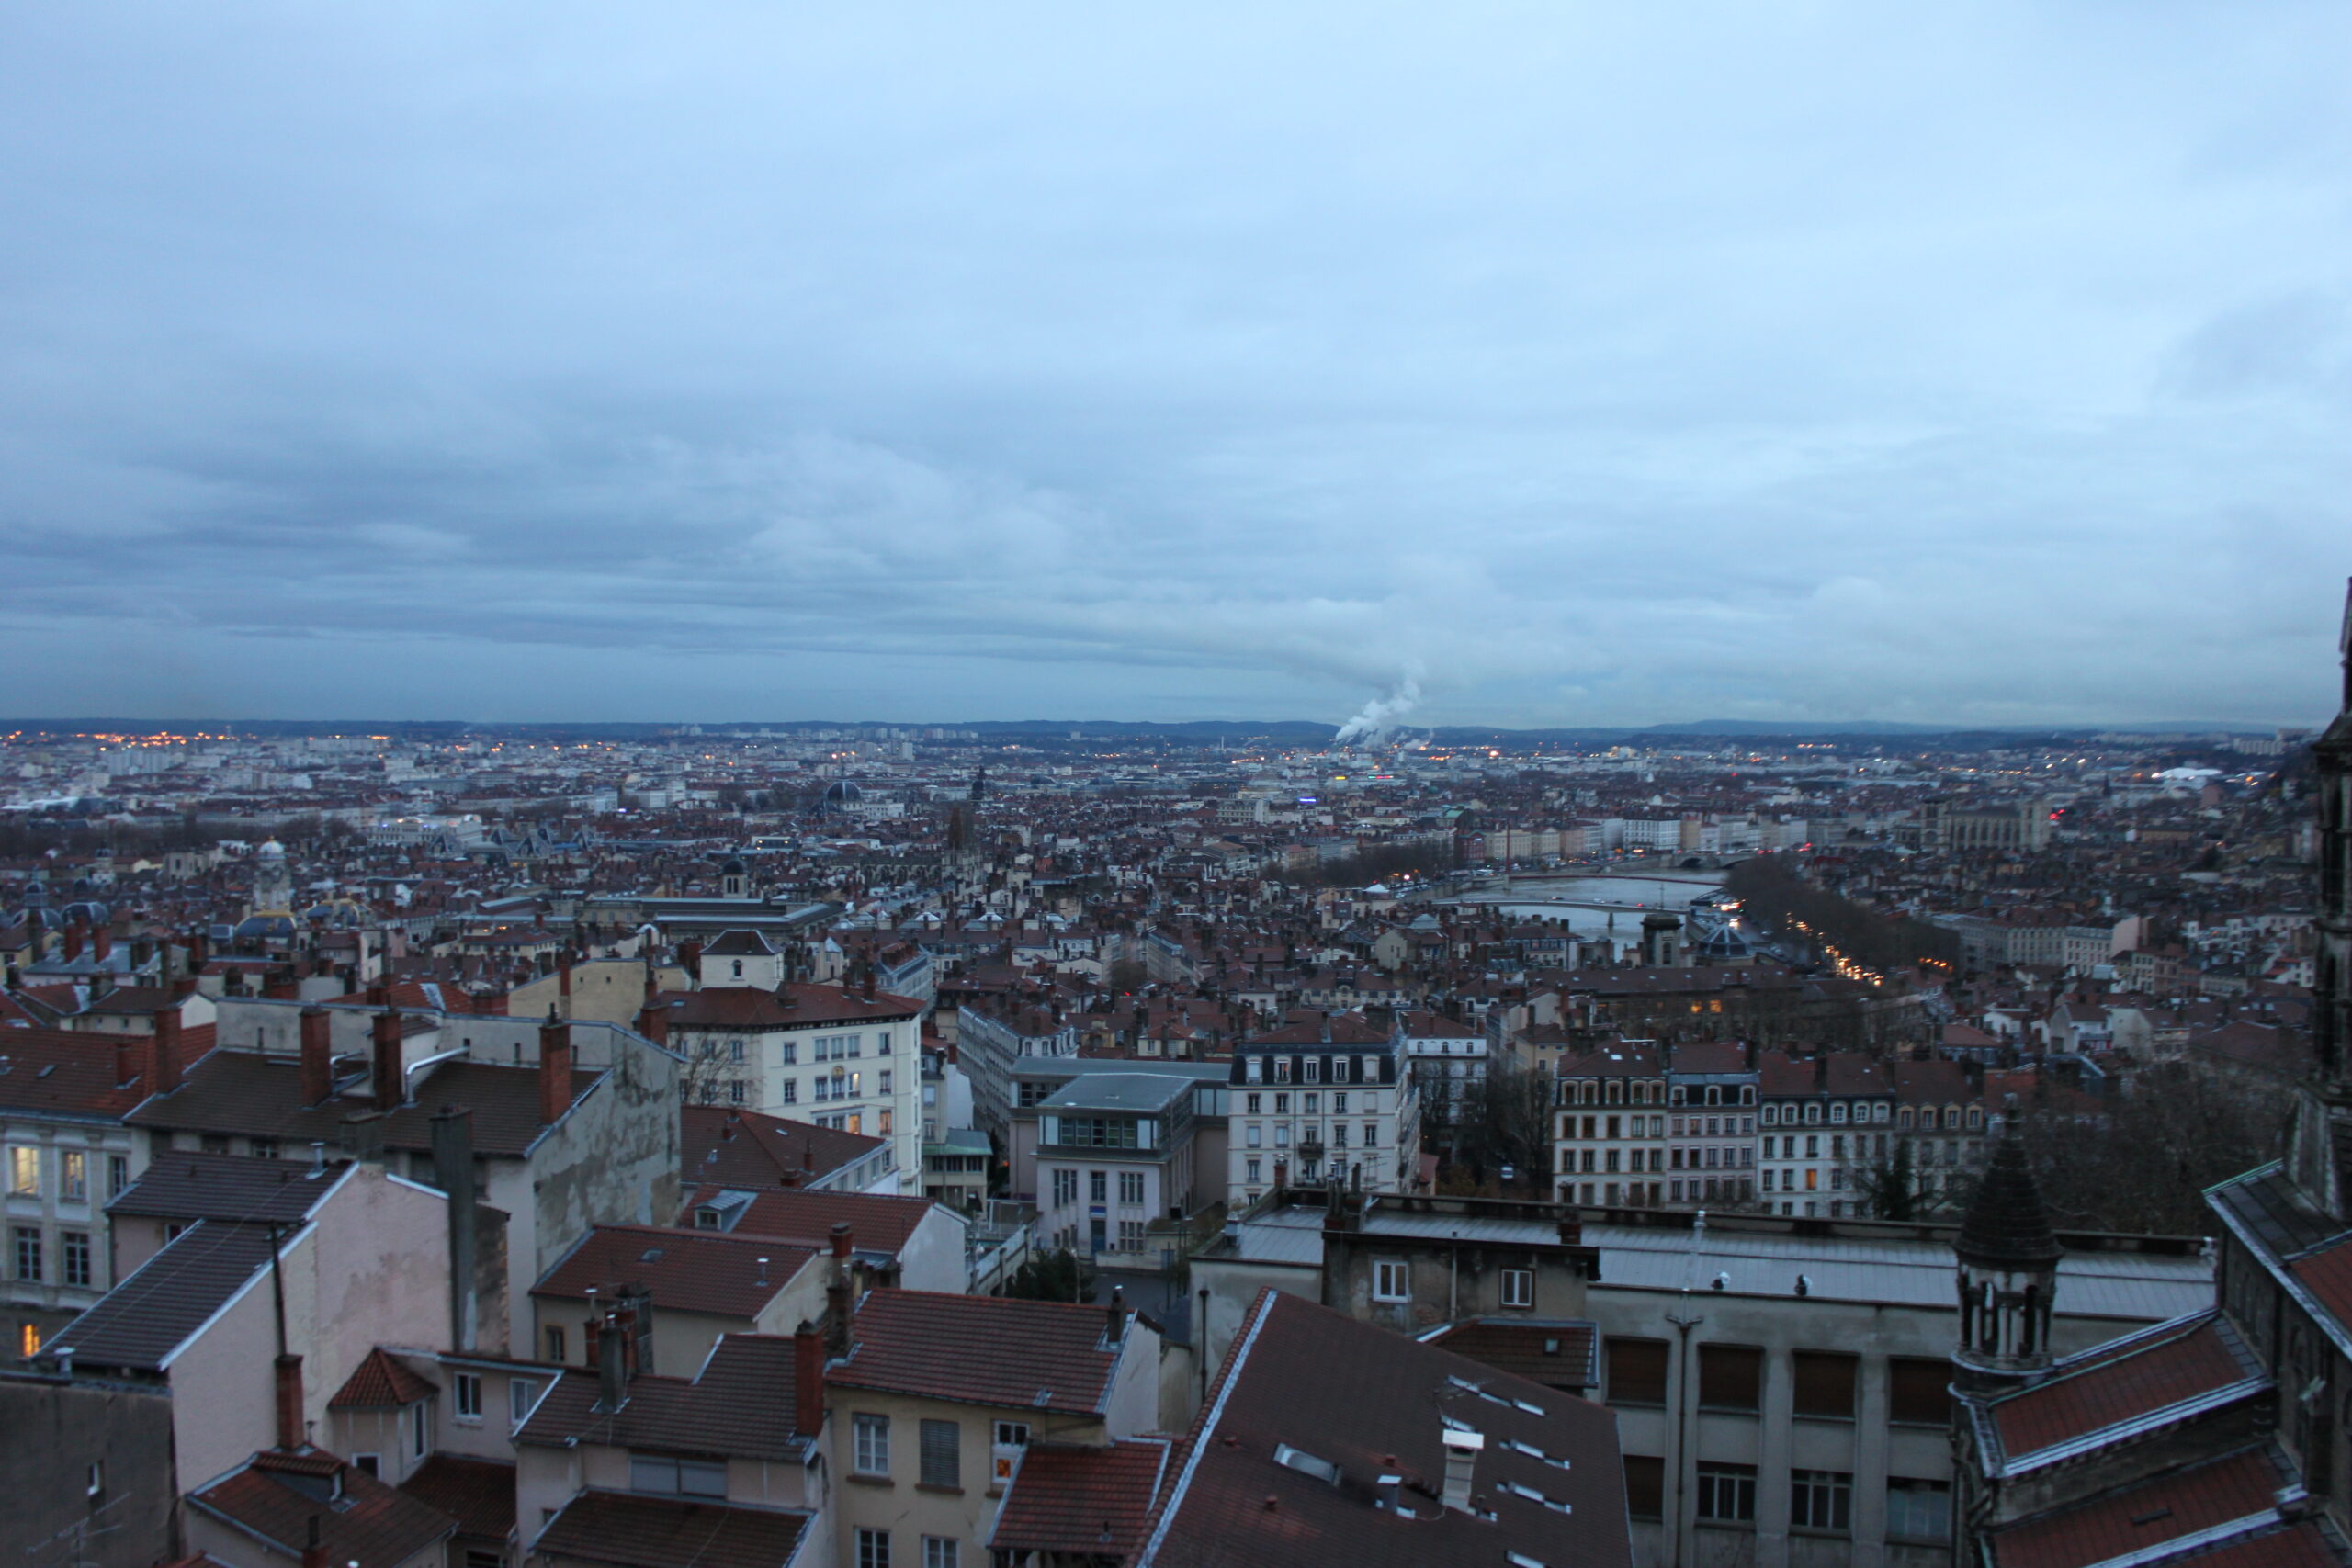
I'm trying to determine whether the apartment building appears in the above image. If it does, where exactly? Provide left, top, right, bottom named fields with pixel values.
left=1225, top=1011, right=1420, bottom=1204
left=1758, top=1051, right=1896, bottom=1218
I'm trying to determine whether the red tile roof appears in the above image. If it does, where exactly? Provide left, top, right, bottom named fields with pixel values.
left=0, top=1026, right=158, bottom=1118
left=679, top=1185, right=938, bottom=1256
left=530, top=1490, right=809, bottom=1568
left=2169, top=1520, right=2346, bottom=1568
left=2290, top=1235, right=2352, bottom=1339
left=681, top=1105, right=883, bottom=1188
left=532, top=1225, right=819, bottom=1323
left=1992, top=1317, right=2256, bottom=1460
left=515, top=1334, right=815, bottom=1460
left=399, top=1454, right=516, bottom=1543
left=329, top=1348, right=436, bottom=1409
left=1988, top=1447, right=2283, bottom=1568
left=1419, top=1319, right=1600, bottom=1391
left=664, top=982, right=922, bottom=1030
left=130, top=1050, right=603, bottom=1157
left=990, top=1439, right=1172, bottom=1558
left=831, top=1290, right=1123, bottom=1417
left=189, top=1450, right=454, bottom=1568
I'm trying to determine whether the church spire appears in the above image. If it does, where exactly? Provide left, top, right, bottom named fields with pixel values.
left=1952, top=1132, right=2064, bottom=1392
left=2288, top=577, right=2352, bottom=1210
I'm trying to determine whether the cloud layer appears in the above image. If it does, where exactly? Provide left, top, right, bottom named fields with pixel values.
left=1, top=3, right=2346, bottom=726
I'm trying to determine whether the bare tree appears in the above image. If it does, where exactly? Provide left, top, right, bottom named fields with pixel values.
left=1453, top=1058, right=1556, bottom=1191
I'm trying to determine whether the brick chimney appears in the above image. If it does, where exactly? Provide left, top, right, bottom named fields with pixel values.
left=299, top=1007, right=333, bottom=1106
left=274, top=1352, right=304, bottom=1450
left=92, top=926, right=112, bottom=964
left=538, top=1009, right=572, bottom=1125
left=431, top=1105, right=479, bottom=1352
left=594, top=1306, right=628, bottom=1413
left=62, top=922, right=84, bottom=963
left=794, top=1320, right=825, bottom=1436
left=149, top=1005, right=183, bottom=1095
left=634, top=994, right=668, bottom=1048
left=113, top=1036, right=139, bottom=1095
left=558, top=961, right=572, bottom=1015
left=301, top=1515, right=326, bottom=1568
left=371, top=1008, right=403, bottom=1106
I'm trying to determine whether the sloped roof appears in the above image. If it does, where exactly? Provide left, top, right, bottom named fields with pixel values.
left=1989, top=1314, right=2261, bottom=1464
left=1986, top=1445, right=2294, bottom=1568
left=1136, top=1290, right=1629, bottom=1568
left=189, top=1450, right=454, bottom=1568
left=516, top=1335, right=812, bottom=1461
left=1958, top=1135, right=2064, bottom=1269
left=530, top=1490, right=809, bottom=1568
left=1418, top=1318, right=1600, bottom=1391
left=109, top=1152, right=345, bottom=1224
left=831, top=1290, right=1123, bottom=1417
left=399, top=1454, right=516, bottom=1543
left=531, top=1225, right=818, bottom=1320
left=989, top=1439, right=1172, bottom=1558
left=129, top=1051, right=604, bottom=1157
left=679, top=1185, right=941, bottom=1256
left=681, top=1106, right=883, bottom=1188
left=44, top=1220, right=278, bottom=1372
left=0, top=1026, right=157, bottom=1119
left=329, top=1348, right=436, bottom=1409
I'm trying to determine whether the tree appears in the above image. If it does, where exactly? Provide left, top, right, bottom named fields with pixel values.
left=1453, top=1059, right=1555, bottom=1191
left=1000, top=1247, right=1095, bottom=1303
left=1853, top=1137, right=1917, bottom=1221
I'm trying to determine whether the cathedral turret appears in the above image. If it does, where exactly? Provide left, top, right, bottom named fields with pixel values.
left=2288, top=579, right=2352, bottom=1214
left=1952, top=1133, right=2064, bottom=1393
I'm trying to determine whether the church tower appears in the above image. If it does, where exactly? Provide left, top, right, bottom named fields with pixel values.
left=2288, top=579, right=2352, bottom=1216
left=1951, top=1134, right=2064, bottom=1394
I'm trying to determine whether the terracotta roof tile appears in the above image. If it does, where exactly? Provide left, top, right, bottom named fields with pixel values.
left=990, top=1439, right=1172, bottom=1557
left=110, top=1152, right=345, bottom=1224
left=516, top=1334, right=814, bottom=1460
left=679, top=1185, right=939, bottom=1256
left=43, top=1220, right=278, bottom=1372
left=329, top=1348, right=436, bottom=1409
left=831, top=1290, right=1121, bottom=1417
left=531, top=1226, right=819, bottom=1324
left=681, top=1106, right=883, bottom=1188
left=1419, top=1319, right=1600, bottom=1391
left=399, top=1455, right=516, bottom=1543
left=530, top=1490, right=809, bottom=1568
left=190, top=1450, right=454, bottom=1568
left=2290, top=1235, right=2352, bottom=1339
left=1992, top=1317, right=2257, bottom=1460
left=1988, top=1447, right=2286, bottom=1568
left=130, top=1051, right=604, bottom=1157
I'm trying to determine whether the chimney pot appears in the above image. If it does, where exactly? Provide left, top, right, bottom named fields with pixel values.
left=793, top=1320, right=825, bottom=1437
left=300, top=1007, right=333, bottom=1106
left=539, top=1013, right=573, bottom=1125
left=149, top=1006, right=184, bottom=1096
left=274, top=1352, right=305, bottom=1450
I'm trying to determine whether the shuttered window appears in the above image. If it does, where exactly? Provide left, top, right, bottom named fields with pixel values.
left=919, top=1419, right=961, bottom=1489
left=1889, top=1358, right=1952, bottom=1426
left=1606, top=1338, right=1668, bottom=1406
left=1623, top=1456, right=1664, bottom=1520
left=1792, top=1351, right=1857, bottom=1418
left=1698, top=1345, right=1763, bottom=1412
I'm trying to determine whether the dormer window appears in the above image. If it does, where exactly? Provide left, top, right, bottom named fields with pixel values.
left=1830, top=1102, right=1848, bottom=1124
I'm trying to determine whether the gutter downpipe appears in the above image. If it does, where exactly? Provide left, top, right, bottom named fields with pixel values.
left=1665, top=1210, right=1709, bottom=1568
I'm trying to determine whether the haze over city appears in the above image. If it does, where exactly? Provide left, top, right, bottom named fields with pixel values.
left=4, top=4, right=2346, bottom=728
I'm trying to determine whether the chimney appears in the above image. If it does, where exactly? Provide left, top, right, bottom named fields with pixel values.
left=1556, top=1216, right=1583, bottom=1247
left=1106, top=1286, right=1125, bottom=1347
left=431, top=1105, right=479, bottom=1352
left=301, top=1516, right=326, bottom=1568
left=594, top=1307, right=628, bottom=1412
left=149, top=1005, right=184, bottom=1096
left=634, top=995, right=668, bottom=1048
left=824, top=1224, right=854, bottom=1359
left=558, top=962, right=572, bottom=1015
left=274, top=1352, right=305, bottom=1450
left=794, top=1320, right=825, bottom=1437
left=538, top=1009, right=572, bottom=1125
left=299, top=1008, right=333, bottom=1106
left=92, top=926, right=112, bottom=963
left=341, top=1110, right=388, bottom=1165
left=112, top=1035, right=138, bottom=1094
left=371, top=1008, right=403, bottom=1106
left=1813, top=1055, right=1827, bottom=1090
left=63, top=922, right=84, bottom=963
left=862, top=967, right=876, bottom=1001
left=1440, top=1427, right=1484, bottom=1514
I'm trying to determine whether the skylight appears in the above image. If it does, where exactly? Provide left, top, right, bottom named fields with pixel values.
left=1273, top=1443, right=1342, bottom=1486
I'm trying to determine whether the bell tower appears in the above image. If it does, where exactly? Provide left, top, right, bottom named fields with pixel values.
left=1951, top=1134, right=2064, bottom=1393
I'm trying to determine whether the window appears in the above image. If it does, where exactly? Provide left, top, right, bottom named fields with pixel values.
left=779, top=1079, right=797, bottom=1105
left=107, top=1156, right=128, bottom=1197
left=1698, top=1345, right=1762, bottom=1412
left=455, top=1372, right=482, bottom=1421
left=1623, top=1456, right=1664, bottom=1520
left=13, top=1226, right=40, bottom=1282
left=856, top=1530, right=891, bottom=1568
left=991, top=1419, right=1030, bottom=1484
left=61, top=1231, right=90, bottom=1289
left=1792, top=1351, right=1857, bottom=1418
left=920, top=1418, right=960, bottom=1488
left=510, top=1378, right=539, bottom=1429
left=879, top=1070, right=893, bottom=1095
left=854, top=1413, right=890, bottom=1476
left=7, top=1146, right=37, bottom=1196
left=1118, top=1171, right=1144, bottom=1205
left=1606, top=1338, right=1668, bottom=1405
left=1363, top=1122, right=1378, bottom=1148
left=922, top=1539, right=959, bottom=1568
left=200, top=1134, right=231, bottom=1156
left=1332, top=1092, right=1348, bottom=1114
left=353, top=1453, right=380, bottom=1478
left=1373, top=1259, right=1408, bottom=1302
left=1089, top=1171, right=1107, bottom=1203
left=19, top=1322, right=40, bottom=1358
left=409, top=1399, right=429, bottom=1459
left=779, top=1039, right=797, bottom=1066
left=60, top=1152, right=85, bottom=1202
left=1695, top=1462, right=1757, bottom=1523
left=1274, top=1057, right=1292, bottom=1083
left=630, top=1455, right=726, bottom=1496
left=1500, top=1269, right=1534, bottom=1309
left=1886, top=1479, right=1951, bottom=1540
left=1245, top=1093, right=1261, bottom=1114
left=1790, top=1470, right=1852, bottom=1532
left=545, top=1326, right=567, bottom=1363
left=1889, top=1359, right=1952, bottom=1427
left=1245, top=1157, right=1261, bottom=1183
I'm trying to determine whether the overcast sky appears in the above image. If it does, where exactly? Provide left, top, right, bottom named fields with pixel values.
left=2, top=5, right=2346, bottom=729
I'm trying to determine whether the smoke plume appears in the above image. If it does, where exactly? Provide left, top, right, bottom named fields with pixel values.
left=1333, top=677, right=1422, bottom=746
